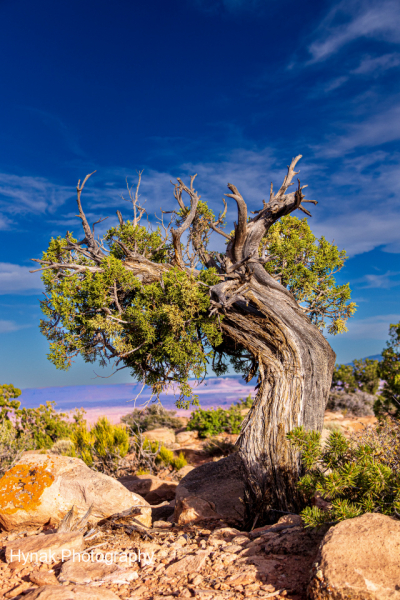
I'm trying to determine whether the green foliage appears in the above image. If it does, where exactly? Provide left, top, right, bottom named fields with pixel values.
left=156, top=445, right=175, bottom=466
left=262, top=216, right=356, bottom=334
left=187, top=404, right=243, bottom=438
left=38, top=190, right=355, bottom=410
left=17, top=402, right=73, bottom=449
left=172, top=452, right=188, bottom=470
left=149, top=442, right=187, bottom=470
left=105, top=222, right=169, bottom=264
left=375, top=322, right=400, bottom=417
left=332, top=359, right=380, bottom=394
left=121, top=404, right=182, bottom=433
left=236, top=394, right=254, bottom=409
left=40, top=234, right=222, bottom=407
left=72, top=417, right=129, bottom=469
left=0, top=420, right=35, bottom=475
left=0, top=384, right=21, bottom=422
left=287, top=423, right=400, bottom=528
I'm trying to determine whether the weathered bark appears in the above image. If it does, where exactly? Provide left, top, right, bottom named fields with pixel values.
left=219, top=265, right=335, bottom=513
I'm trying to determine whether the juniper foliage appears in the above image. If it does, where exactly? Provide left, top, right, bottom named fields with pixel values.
left=287, top=422, right=400, bottom=527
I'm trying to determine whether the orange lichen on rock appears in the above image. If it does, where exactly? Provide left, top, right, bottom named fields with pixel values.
left=0, top=463, right=54, bottom=514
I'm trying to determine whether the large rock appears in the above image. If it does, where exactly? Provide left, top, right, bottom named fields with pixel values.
left=175, top=431, right=198, bottom=444
left=0, top=453, right=151, bottom=531
left=5, top=531, right=84, bottom=564
left=142, top=428, right=176, bottom=446
left=174, top=453, right=245, bottom=525
left=118, top=474, right=177, bottom=504
left=23, top=586, right=120, bottom=600
left=309, top=513, right=400, bottom=599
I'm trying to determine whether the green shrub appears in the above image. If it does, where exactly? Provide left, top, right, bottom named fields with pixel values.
left=172, top=452, right=187, bottom=470
left=332, top=359, right=380, bottom=395
left=122, top=404, right=183, bottom=433
left=51, top=438, right=76, bottom=457
left=287, top=421, right=400, bottom=528
left=0, top=384, right=21, bottom=422
left=0, top=420, right=35, bottom=475
left=236, top=394, right=254, bottom=409
left=187, top=404, right=243, bottom=438
left=157, top=445, right=175, bottom=466
left=72, top=417, right=129, bottom=471
left=18, top=402, right=73, bottom=449
left=143, top=438, right=161, bottom=454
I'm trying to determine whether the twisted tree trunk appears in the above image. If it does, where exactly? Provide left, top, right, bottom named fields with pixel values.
left=220, top=265, right=335, bottom=513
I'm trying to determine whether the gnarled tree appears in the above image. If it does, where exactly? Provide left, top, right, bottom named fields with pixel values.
left=32, top=156, right=355, bottom=514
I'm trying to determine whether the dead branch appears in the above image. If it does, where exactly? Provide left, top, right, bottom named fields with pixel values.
left=225, top=183, right=247, bottom=262
left=171, top=176, right=200, bottom=268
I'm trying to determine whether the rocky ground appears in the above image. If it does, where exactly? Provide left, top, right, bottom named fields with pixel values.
left=0, top=513, right=325, bottom=600
left=0, top=409, right=396, bottom=600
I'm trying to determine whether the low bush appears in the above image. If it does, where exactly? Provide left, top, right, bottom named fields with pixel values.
left=331, top=359, right=380, bottom=395
left=173, top=452, right=188, bottom=470
left=326, top=391, right=375, bottom=417
left=187, top=404, right=243, bottom=438
left=155, top=444, right=187, bottom=470
left=287, top=419, right=400, bottom=528
left=72, top=417, right=129, bottom=472
left=203, top=437, right=237, bottom=457
left=121, top=404, right=182, bottom=433
left=0, top=420, right=35, bottom=475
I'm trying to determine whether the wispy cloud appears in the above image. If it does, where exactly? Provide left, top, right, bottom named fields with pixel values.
left=0, top=263, right=43, bottom=295
left=341, top=313, right=400, bottom=340
left=355, top=271, right=400, bottom=289
left=352, top=53, right=400, bottom=74
left=0, top=172, right=74, bottom=222
left=308, top=0, right=400, bottom=64
left=312, top=102, right=400, bottom=157
left=0, top=319, right=29, bottom=333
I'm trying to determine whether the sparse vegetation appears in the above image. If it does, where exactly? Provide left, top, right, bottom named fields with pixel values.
left=326, top=391, right=375, bottom=417
left=72, top=416, right=130, bottom=472
left=121, top=404, right=182, bottom=433
left=332, top=359, right=380, bottom=395
left=288, top=420, right=400, bottom=528
left=186, top=396, right=253, bottom=438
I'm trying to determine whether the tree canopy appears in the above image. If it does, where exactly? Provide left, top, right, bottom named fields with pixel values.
left=34, top=163, right=355, bottom=407
left=331, top=358, right=380, bottom=395
left=375, top=322, right=400, bottom=417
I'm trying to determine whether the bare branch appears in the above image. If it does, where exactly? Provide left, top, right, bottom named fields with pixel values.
left=117, top=210, right=124, bottom=228
left=76, top=172, right=104, bottom=260
left=225, top=183, right=247, bottom=262
left=171, top=176, right=200, bottom=268
left=274, top=155, right=302, bottom=200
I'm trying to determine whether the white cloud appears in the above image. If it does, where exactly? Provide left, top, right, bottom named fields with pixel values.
left=308, top=0, right=400, bottom=63
left=0, top=263, right=43, bottom=295
left=342, top=314, right=400, bottom=340
left=357, top=271, right=400, bottom=289
left=0, top=320, right=26, bottom=333
left=0, top=172, right=74, bottom=219
left=312, top=103, right=400, bottom=157
left=352, top=53, right=400, bottom=74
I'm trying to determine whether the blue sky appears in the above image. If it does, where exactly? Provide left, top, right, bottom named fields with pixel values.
left=0, top=0, right=399, bottom=389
